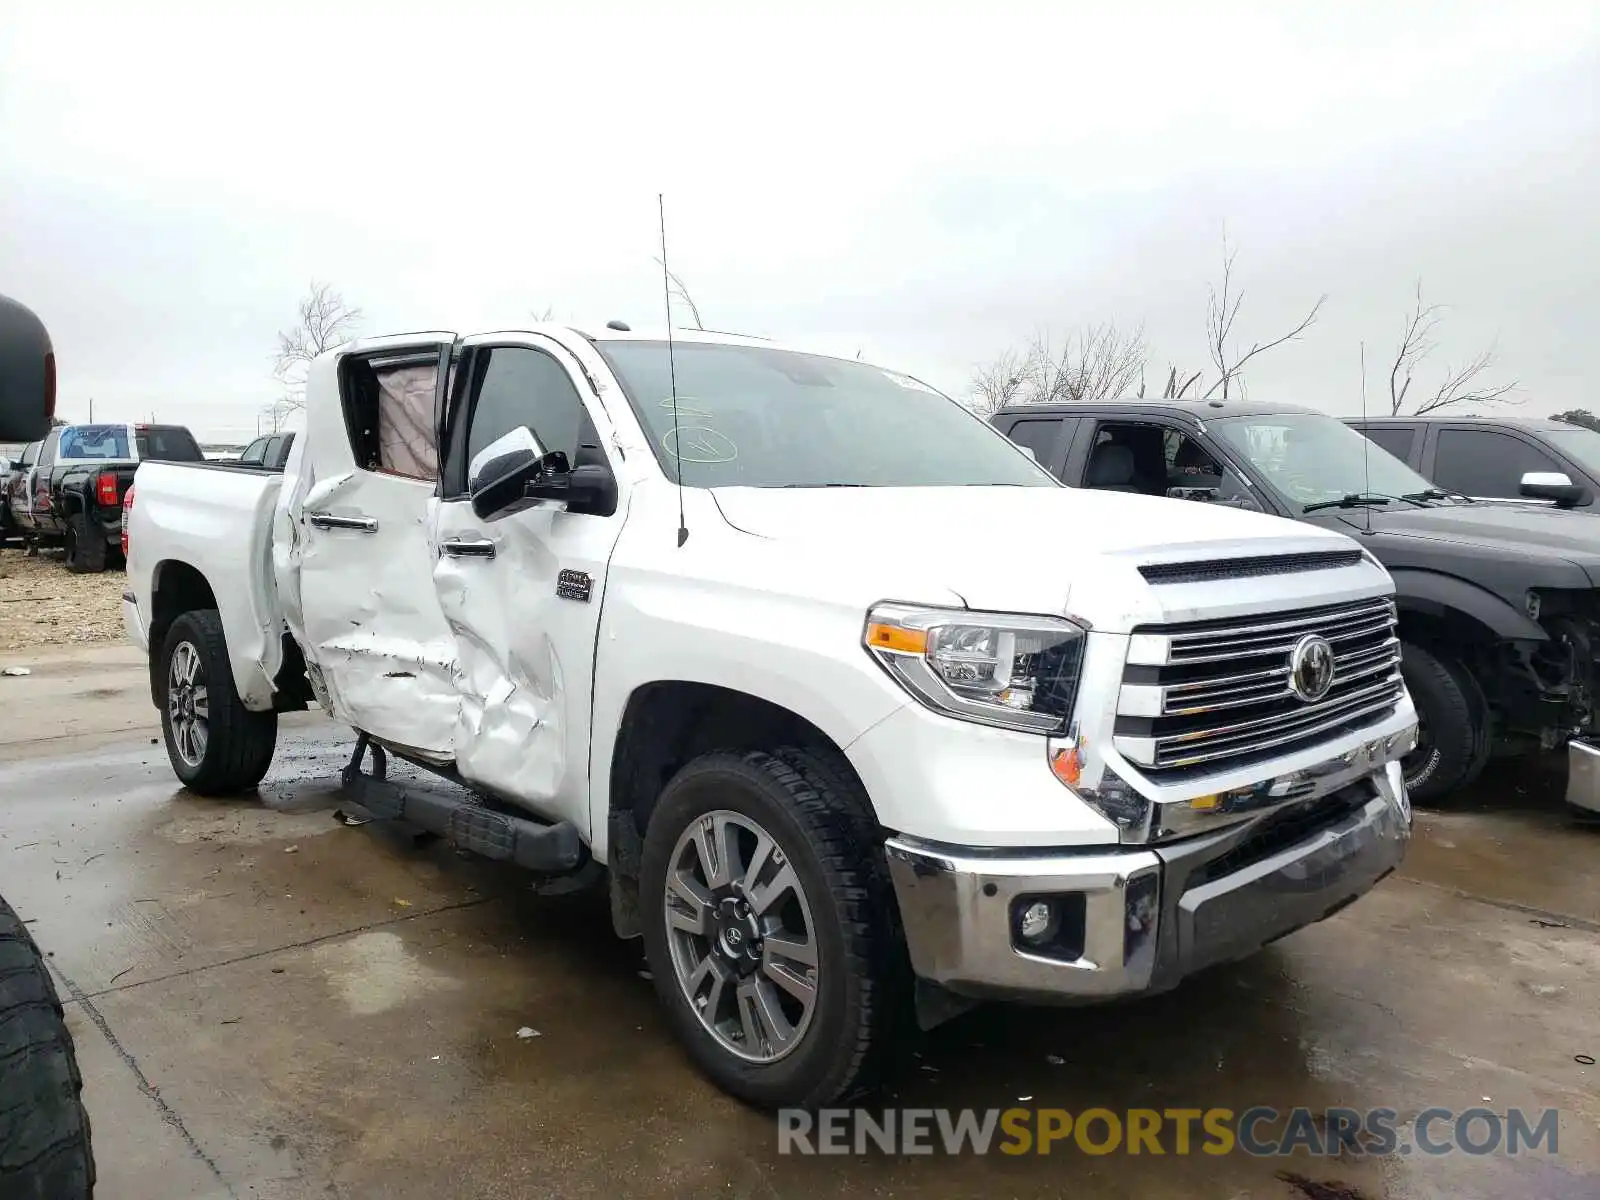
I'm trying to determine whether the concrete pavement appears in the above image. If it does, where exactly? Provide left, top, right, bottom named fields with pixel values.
left=1, top=643, right=1596, bottom=1198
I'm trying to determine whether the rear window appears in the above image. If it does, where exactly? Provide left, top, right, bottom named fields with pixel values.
left=135, top=426, right=203, bottom=462
left=58, top=425, right=131, bottom=460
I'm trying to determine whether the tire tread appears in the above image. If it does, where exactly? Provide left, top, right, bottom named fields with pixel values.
left=0, top=895, right=94, bottom=1199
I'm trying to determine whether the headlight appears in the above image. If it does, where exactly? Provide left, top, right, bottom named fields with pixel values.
left=863, top=603, right=1087, bottom=734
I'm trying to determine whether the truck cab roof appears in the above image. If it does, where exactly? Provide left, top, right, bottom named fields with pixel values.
left=992, top=397, right=1325, bottom=422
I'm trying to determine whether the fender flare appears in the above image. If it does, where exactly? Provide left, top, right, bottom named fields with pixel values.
left=1389, top=567, right=1547, bottom=642
left=56, top=477, right=88, bottom=517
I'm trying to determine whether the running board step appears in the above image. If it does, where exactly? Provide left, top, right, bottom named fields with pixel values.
left=341, top=735, right=582, bottom=872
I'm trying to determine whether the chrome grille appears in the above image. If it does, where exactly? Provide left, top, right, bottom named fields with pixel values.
left=1116, top=598, right=1402, bottom=774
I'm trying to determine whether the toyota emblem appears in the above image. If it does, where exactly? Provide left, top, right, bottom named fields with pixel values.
left=1288, top=634, right=1336, bottom=702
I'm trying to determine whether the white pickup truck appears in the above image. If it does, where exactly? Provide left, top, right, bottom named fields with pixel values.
left=123, top=324, right=1417, bottom=1108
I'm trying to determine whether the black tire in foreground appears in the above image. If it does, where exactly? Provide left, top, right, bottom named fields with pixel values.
left=63, top=512, right=107, bottom=575
left=159, top=609, right=278, bottom=795
left=640, top=748, right=905, bottom=1110
left=0, top=894, right=94, bottom=1200
left=1400, top=641, right=1489, bottom=803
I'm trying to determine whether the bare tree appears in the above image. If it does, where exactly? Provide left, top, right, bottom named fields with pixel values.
left=257, top=396, right=299, bottom=434
left=1385, top=280, right=1517, bottom=415
left=1138, top=364, right=1204, bottom=399
left=1203, top=233, right=1325, bottom=400
left=272, top=282, right=363, bottom=409
left=653, top=258, right=704, bottom=330
left=969, top=322, right=1149, bottom=413
left=968, top=347, right=1029, bottom=414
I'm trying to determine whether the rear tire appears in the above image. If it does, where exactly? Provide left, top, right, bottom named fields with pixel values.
left=0, top=893, right=95, bottom=1200
left=159, top=610, right=278, bottom=795
left=64, top=513, right=106, bottom=575
left=639, top=748, right=903, bottom=1109
left=1400, top=642, right=1486, bottom=802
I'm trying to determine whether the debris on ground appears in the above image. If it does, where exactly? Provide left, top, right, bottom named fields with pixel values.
left=0, top=548, right=126, bottom=651
left=1045, top=1054, right=1064, bottom=1065
left=2, top=665, right=31, bottom=676
left=516, top=1027, right=541, bottom=1039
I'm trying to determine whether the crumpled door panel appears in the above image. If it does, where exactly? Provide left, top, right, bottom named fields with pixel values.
left=290, top=471, right=461, bottom=756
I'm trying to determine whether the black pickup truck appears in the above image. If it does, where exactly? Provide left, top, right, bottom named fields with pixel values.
left=992, top=398, right=1600, bottom=802
left=29, top=421, right=203, bottom=572
left=1349, top=415, right=1600, bottom=512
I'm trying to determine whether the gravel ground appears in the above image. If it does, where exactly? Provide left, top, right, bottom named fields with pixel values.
left=0, top=547, right=126, bottom=652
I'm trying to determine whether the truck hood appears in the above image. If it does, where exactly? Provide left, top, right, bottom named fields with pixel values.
left=711, top=485, right=1375, bottom=630
left=1321, top=502, right=1600, bottom=587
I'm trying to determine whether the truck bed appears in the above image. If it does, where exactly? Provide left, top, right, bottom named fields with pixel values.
left=125, top=460, right=288, bottom=709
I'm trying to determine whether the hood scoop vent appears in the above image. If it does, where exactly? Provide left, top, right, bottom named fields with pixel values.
left=1139, top=549, right=1362, bottom=586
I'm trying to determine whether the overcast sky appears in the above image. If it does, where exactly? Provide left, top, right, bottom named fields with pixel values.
left=2, top=0, right=1595, bottom=442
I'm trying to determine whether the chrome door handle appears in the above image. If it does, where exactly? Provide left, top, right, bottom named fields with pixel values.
left=307, top=511, right=378, bottom=532
left=441, top=537, right=496, bottom=559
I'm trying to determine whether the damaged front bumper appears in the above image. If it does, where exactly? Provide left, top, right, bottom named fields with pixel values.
left=885, top=751, right=1412, bottom=1004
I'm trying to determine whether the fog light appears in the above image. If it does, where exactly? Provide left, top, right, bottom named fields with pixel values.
left=1018, top=900, right=1057, bottom=944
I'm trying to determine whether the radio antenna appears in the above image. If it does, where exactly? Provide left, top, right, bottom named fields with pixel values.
left=659, top=193, right=688, bottom=547
left=1360, top=339, right=1372, bottom=533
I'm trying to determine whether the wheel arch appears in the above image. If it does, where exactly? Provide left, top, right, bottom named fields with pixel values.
left=602, top=680, right=875, bottom=938
left=1390, top=568, right=1546, bottom=648
left=146, top=558, right=302, bottom=712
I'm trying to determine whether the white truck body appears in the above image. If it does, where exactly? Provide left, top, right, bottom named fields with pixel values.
left=124, top=324, right=1416, bottom=1106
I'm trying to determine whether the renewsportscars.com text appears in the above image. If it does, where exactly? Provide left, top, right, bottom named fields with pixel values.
left=777, top=1106, right=1561, bottom=1158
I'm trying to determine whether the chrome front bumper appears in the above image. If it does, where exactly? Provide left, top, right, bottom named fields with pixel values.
left=1567, top=739, right=1600, bottom=816
left=886, top=756, right=1411, bottom=1003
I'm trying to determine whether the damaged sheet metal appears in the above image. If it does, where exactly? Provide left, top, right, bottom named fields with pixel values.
left=292, top=471, right=461, bottom=756
left=431, top=493, right=623, bottom=828
left=276, top=347, right=463, bottom=759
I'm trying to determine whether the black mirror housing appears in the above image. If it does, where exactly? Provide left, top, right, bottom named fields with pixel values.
left=469, top=447, right=618, bottom=521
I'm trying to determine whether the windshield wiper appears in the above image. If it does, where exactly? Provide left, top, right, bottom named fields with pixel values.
left=1302, top=493, right=1394, bottom=513
left=1401, top=488, right=1472, bottom=504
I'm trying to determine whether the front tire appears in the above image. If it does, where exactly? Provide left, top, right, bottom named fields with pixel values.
left=639, top=749, right=903, bottom=1109
left=0, top=893, right=94, bottom=1200
left=159, top=610, right=278, bottom=795
left=1400, top=642, right=1487, bottom=802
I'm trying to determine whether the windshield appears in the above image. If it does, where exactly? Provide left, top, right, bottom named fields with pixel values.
left=1543, top=427, right=1600, bottom=478
left=1208, top=412, right=1439, bottom=509
left=594, top=341, right=1054, bottom=488
left=58, top=424, right=130, bottom=460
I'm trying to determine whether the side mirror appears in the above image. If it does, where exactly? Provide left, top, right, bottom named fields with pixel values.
left=468, top=426, right=618, bottom=521
left=1520, top=471, right=1589, bottom=508
left=1017, top=446, right=1039, bottom=465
